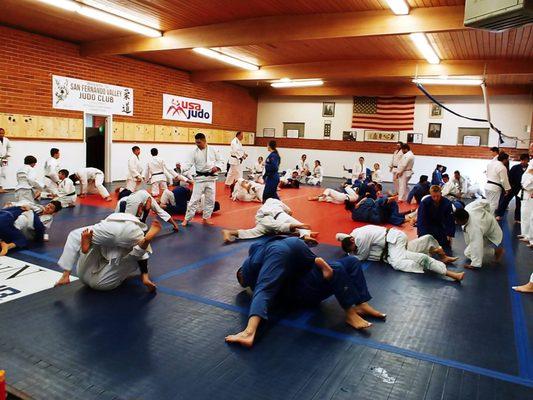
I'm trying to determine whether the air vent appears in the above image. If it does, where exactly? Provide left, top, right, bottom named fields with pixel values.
left=464, top=0, right=533, bottom=31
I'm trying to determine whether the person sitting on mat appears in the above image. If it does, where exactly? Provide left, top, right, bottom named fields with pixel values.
left=454, top=200, right=504, bottom=270
left=225, top=236, right=385, bottom=347
left=345, top=195, right=407, bottom=226
left=416, top=185, right=455, bottom=248
left=406, top=175, right=430, bottom=205
left=54, top=214, right=160, bottom=292
left=279, top=170, right=300, bottom=189
left=0, top=201, right=62, bottom=256
left=231, top=178, right=264, bottom=202
left=222, top=198, right=318, bottom=244
left=336, top=225, right=464, bottom=282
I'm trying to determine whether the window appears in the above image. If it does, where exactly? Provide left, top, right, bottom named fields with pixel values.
left=283, top=122, right=305, bottom=138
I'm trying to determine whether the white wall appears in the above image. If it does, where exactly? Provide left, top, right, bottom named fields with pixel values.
left=255, top=94, right=532, bottom=184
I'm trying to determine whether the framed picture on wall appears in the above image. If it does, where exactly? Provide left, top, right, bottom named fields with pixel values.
left=428, top=123, right=442, bottom=138
left=263, top=127, right=275, bottom=137
left=407, top=133, right=423, bottom=144
left=364, top=130, right=399, bottom=142
left=342, top=131, right=357, bottom=141
left=429, top=104, right=443, bottom=118
left=322, top=102, right=335, bottom=117
left=323, top=120, right=331, bottom=139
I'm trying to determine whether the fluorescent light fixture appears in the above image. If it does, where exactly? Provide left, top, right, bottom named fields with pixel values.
left=36, top=0, right=162, bottom=37
left=386, top=0, right=410, bottom=15
left=193, top=48, right=259, bottom=71
left=410, top=33, right=440, bottom=64
left=271, top=79, right=324, bottom=88
left=413, top=77, right=484, bottom=86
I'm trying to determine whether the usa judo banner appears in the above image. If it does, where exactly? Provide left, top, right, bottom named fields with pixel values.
left=0, top=257, right=77, bottom=304
left=53, top=75, right=133, bottom=116
left=162, top=94, right=213, bottom=124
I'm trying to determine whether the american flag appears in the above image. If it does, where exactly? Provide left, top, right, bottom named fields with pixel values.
left=352, top=96, right=415, bottom=131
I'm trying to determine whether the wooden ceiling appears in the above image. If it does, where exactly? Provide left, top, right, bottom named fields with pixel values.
left=1, top=0, right=531, bottom=95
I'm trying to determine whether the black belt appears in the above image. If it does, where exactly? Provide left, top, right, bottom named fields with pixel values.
left=392, top=165, right=398, bottom=168
left=152, top=172, right=164, bottom=176
left=487, top=180, right=504, bottom=190
left=45, top=175, right=53, bottom=179
left=196, top=171, right=217, bottom=177
left=65, top=191, right=76, bottom=196
left=273, top=211, right=283, bottom=220
left=380, top=228, right=391, bottom=262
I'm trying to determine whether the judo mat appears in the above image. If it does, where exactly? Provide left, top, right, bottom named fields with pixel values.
left=0, top=181, right=532, bottom=399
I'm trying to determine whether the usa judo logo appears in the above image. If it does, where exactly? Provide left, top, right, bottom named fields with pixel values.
left=166, top=98, right=210, bottom=121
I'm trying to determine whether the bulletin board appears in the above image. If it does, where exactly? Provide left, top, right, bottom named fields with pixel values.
left=0, top=112, right=83, bottom=140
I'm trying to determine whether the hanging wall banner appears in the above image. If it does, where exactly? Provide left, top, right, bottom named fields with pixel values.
left=162, top=94, right=213, bottom=124
left=52, top=75, right=133, bottom=116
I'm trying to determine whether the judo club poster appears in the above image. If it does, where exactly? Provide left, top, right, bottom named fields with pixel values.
left=162, top=94, right=213, bottom=124
left=0, top=257, right=77, bottom=304
left=52, top=75, right=134, bottom=116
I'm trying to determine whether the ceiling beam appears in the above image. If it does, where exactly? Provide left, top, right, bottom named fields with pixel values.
left=256, top=84, right=532, bottom=97
left=191, top=59, right=533, bottom=82
left=80, top=5, right=465, bottom=57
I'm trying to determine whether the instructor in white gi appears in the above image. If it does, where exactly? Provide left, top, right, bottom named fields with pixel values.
left=225, top=131, right=247, bottom=186
left=396, top=143, right=415, bottom=202
left=182, top=132, right=224, bottom=226
left=126, top=146, right=144, bottom=192
left=0, top=127, right=11, bottom=193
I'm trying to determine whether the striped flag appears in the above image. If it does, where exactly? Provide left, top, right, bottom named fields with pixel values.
left=352, top=96, right=415, bottom=131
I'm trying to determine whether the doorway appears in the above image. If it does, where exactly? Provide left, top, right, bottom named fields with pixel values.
left=84, top=113, right=112, bottom=182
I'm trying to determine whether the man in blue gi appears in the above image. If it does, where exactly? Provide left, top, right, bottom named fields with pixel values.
left=347, top=195, right=406, bottom=226
left=225, top=237, right=385, bottom=348
left=407, top=175, right=430, bottom=204
left=417, top=185, right=455, bottom=247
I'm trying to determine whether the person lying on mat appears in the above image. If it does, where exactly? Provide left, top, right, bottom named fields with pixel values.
left=116, top=189, right=180, bottom=232
left=231, top=178, right=264, bottom=202
left=336, top=225, right=464, bottom=282
left=222, top=198, right=318, bottom=244
left=0, top=201, right=62, bottom=256
left=308, top=186, right=358, bottom=205
left=279, top=170, right=300, bottom=189
left=54, top=214, right=160, bottom=292
left=225, top=236, right=385, bottom=348
left=454, top=200, right=504, bottom=270
left=345, top=195, right=407, bottom=226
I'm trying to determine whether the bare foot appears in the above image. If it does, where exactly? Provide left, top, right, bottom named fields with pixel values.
left=464, top=264, right=478, bottom=270
left=203, top=218, right=214, bottom=225
left=494, top=248, right=504, bottom=262
left=222, top=229, right=235, bottom=243
left=181, top=220, right=189, bottom=227
left=308, top=196, right=318, bottom=201
left=442, top=256, right=459, bottom=264
left=519, top=237, right=530, bottom=243
left=512, top=282, right=533, bottom=293
left=447, top=271, right=465, bottom=282
left=354, top=302, right=386, bottom=319
left=345, top=307, right=372, bottom=330
left=104, top=197, right=112, bottom=202
left=0, top=241, right=13, bottom=256
left=141, top=274, right=157, bottom=292
left=0, top=188, right=6, bottom=193
left=80, top=229, right=93, bottom=254
left=225, top=330, right=256, bottom=348
left=310, top=231, right=319, bottom=238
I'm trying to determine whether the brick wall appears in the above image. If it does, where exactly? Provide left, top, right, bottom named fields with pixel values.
left=254, top=137, right=528, bottom=160
left=0, top=25, right=257, bottom=131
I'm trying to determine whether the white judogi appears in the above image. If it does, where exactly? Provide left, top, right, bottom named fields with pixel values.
left=231, top=179, right=263, bottom=202
left=485, top=159, right=510, bottom=214
left=352, top=162, right=367, bottom=182
left=12, top=206, right=53, bottom=241
left=126, top=154, right=144, bottom=192
left=43, top=157, right=61, bottom=195
left=389, top=149, right=403, bottom=194
left=144, top=156, right=177, bottom=197
left=319, top=187, right=357, bottom=204
left=236, top=198, right=310, bottom=240
left=0, top=136, right=11, bottom=188
left=372, top=169, right=382, bottom=183
left=58, top=213, right=149, bottom=291
left=441, top=180, right=461, bottom=200
left=297, top=159, right=310, bottom=174
left=336, top=225, right=446, bottom=275
left=307, top=166, right=323, bottom=185
left=115, top=189, right=171, bottom=223
left=53, top=177, right=77, bottom=207
left=462, top=200, right=503, bottom=268
left=280, top=169, right=297, bottom=184
left=250, top=161, right=264, bottom=183
left=520, top=164, right=533, bottom=245
left=183, top=145, right=224, bottom=221
left=225, top=136, right=246, bottom=185
left=15, top=165, right=43, bottom=203
left=397, top=150, right=415, bottom=201
left=75, top=167, right=109, bottom=199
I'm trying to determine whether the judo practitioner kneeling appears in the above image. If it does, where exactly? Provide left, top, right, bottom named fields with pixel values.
left=55, top=213, right=161, bottom=291
left=337, top=225, right=464, bottom=282
left=225, top=237, right=385, bottom=348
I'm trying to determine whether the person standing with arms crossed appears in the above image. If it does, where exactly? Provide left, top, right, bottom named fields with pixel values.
left=262, top=140, right=280, bottom=203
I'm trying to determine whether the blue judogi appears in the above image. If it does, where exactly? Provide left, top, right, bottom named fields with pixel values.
left=407, top=181, right=430, bottom=204
left=351, top=196, right=404, bottom=226
left=262, top=151, right=280, bottom=203
left=431, top=169, right=443, bottom=186
left=0, top=207, right=45, bottom=248
left=240, top=236, right=317, bottom=319
left=417, top=195, right=455, bottom=246
left=353, top=182, right=378, bottom=200
left=290, top=256, right=371, bottom=309
left=166, top=186, right=191, bottom=214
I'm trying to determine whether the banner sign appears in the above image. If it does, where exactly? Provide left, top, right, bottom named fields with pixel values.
left=0, top=257, right=77, bottom=304
left=162, top=94, right=212, bottom=124
left=53, top=75, right=133, bottom=116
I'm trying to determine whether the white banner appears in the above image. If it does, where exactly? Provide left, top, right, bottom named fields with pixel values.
left=53, top=75, right=133, bottom=116
left=162, top=94, right=212, bottom=124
